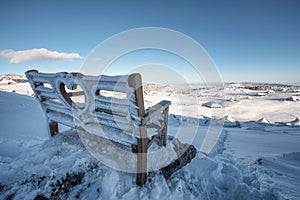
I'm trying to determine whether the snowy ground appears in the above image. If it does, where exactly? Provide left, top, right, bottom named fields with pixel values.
left=0, top=78, right=300, bottom=199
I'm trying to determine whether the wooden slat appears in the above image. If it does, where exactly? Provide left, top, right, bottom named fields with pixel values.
left=43, top=99, right=68, bottom=110
left=31, top=77, right=54, bottom=83
left=95, top=95, right=129, bottom=106
left=85, top=122, right=134, bottom=138
left=31, top=77, right=60, bottom=85
left=95, top=83, right=130, bottom=93
left=38, top=91, right=60, bottom=99
left=44, top=105, right=72, bottom=117
left=95, top=101, right=129, bottom=117
left=45, top=107, right=72, bottom=117
left=85, top=117, right=133, bottom=133
left=27, top=70, right=66, bottom=77
left=94, top=111, right=132, bottom=125
left=93, top=115, right=133, bottom=132
left=79, top=76, right=130, bottom=93
left=47, top=111, right=74, bottom=127
left=35, top=86, right=54, bottom=93
left=77, top=125, right=137, bottom=147
left=83, top=74, right=129, bottom=84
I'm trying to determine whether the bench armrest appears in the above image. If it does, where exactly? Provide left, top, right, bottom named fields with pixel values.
left=142, top=100, right=171, bottom=125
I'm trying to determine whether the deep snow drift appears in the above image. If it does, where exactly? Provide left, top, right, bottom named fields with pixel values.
left=0, top=78, right=300, bottom=199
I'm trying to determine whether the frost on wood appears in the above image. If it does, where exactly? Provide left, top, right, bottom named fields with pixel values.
left=26, top=71, right=135, bottom=130
left=25, top=70, right=168, bottom=140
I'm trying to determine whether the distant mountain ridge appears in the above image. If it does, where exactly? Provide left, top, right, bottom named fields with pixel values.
left=0, top=74, right=28, bottom=83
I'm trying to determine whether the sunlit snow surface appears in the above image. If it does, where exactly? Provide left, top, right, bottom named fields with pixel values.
left=0, top=79, right=300, bottom=199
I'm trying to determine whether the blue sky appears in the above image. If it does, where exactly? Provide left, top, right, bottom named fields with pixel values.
left=0, top=0, right=299, bottom=83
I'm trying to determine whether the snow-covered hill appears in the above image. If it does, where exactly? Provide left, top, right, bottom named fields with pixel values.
left=0, top=74, right=27, bottom=84
left=0, top=80, right=300, bottom=199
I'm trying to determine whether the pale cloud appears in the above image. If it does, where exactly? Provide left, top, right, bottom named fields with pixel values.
left=0, top=48, right=82, bottom=63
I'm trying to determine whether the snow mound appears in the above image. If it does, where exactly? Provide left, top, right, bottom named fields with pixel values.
left=256, top=117, right=270, bottom=124
left=0, top=92, right=49, bottom=161
left=281, top=152, right=300, bottom=160
left=228, top=96, right=244, bottom=102
left=224, top=115, right=240, bottom=127
left=215, top=115, right=240, bottom=127
left=286, top=117, right=300, bottom=126
left=0, top=92, right=48, bottom=142
left=250, top=92, right=266, bottom=96
left=202, top=101, right=222, bottom=108
left=287, top=96, right=300, bottom=101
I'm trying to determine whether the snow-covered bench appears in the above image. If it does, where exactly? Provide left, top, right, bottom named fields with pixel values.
left=25, top=70, right=171, bottom=185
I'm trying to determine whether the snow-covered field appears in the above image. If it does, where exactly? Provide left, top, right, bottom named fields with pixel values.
left=0, top=76, right=300, bottom=199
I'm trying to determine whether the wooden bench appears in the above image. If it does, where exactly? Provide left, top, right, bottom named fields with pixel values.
left=25, top=69, right=171, bottom=185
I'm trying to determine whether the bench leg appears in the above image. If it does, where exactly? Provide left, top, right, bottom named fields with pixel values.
left=49, top=121, right=58, bottom=136
left=136, top=125, right=148, bottom=186
left=161, top=107, right=169, bottom=146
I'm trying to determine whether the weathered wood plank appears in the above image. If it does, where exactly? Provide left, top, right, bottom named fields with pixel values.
left=136, top=125, right=148, bottom=186
left=38, top=91, right=60, bottom=99
left=128, top=73, right=145, bottom=117
left=35, top=86, right=54, bottom=93
left=94, top=83, right=130, bottom=93
left=94, top=102, right=129, bottom=117
left=83, top=74, right=129, bottom=84
left=47, top=111, right=74, bottom=127
left=162, top=106, right=169, bottom=146
left=95, top=95, right=129, bottom=106
left=44, top=103, right=72, bottom=116
left=94, top=111, right=132, bottom=125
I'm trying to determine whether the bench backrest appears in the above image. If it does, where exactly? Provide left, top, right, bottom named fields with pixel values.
left=25, top=70, right=145, bottom=140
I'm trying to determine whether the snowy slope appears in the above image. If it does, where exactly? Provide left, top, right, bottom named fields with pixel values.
left=0, top=92, right=48, bottom=159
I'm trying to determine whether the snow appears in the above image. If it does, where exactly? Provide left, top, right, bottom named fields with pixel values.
left=0, top=79, right=16, bottom=85
left=250, top=92, right=266, bottom=96
left=223, top=115, right=239, bottom=127
left=0, top=92, right=48, bottom=154
left=202, top=101, right=222, bottom=108
left=1, top=79, right=300, bottom=199
left=287, top=96, right=300, bottom=101
left=286, top=117, right=300, bottom=126
left=256, top=117, right=270, bottom=124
